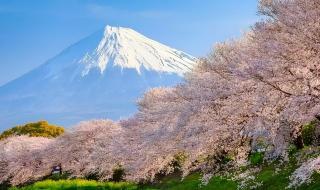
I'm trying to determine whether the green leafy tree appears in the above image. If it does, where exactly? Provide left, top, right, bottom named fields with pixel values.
left=0, top=120, right=64, bottom=140
left=111, top=164, right=125, bottom=182
left=302, top=120, right=318, bottom=146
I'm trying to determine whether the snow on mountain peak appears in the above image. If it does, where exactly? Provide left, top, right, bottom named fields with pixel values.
left=0, top=25, right=197, bottom=129
left=80, top=25, right=197, bottom=76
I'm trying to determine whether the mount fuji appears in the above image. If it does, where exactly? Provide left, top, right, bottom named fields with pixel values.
left=0, top=26, right=197, bottom=130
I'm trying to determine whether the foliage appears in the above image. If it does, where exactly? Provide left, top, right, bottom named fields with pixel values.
left=0, top=120, right=64, bottom=140
left=289, top=156, right=320, bottom=188
left=111, top=165, right=126, bottom=182
left=48, top=173, right=70, bottom=181
left=144, top=172, right=200, bottom=190
left=254, top=162, right=297, bottom=189
left=203, top=176, right=238, bottom=190
left=0, top=181, right=10, bottom=190
left=139, top=173, right=237, bottom=190
left=171, top=152, right=188, bottom=169
left=288, top=144, right=298, bottom=156
left=85, top=172, right=101, bottom=181
left=302, top=121, right=317, bottom=146
left=297, top=172, right=320, bottom=190
left=249, top=152, right=264, bottom=166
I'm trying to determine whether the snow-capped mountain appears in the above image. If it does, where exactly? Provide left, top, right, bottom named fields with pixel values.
left=0, top=26, right=197, bottom=130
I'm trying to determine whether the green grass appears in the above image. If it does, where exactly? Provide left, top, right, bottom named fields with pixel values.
left=142, top=173, right=237, bottom=190
left=249, top=152, right=264, bottom=166
left=203, top=176, right=237, bottom=190
left=253, top=162, right=296, bottom=189
left=9, top=179, right=138, bottom=190
left=146, top=173, right=201, bottom=190
left=302, top=120, right=318, bottom=146
left=297, top=172, right=320, bottom=190
left=11, top=174, right=237, bottom=190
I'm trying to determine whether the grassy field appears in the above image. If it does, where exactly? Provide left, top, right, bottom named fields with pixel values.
left=9, top=179, right=139, bottom=190
left=140, top=173, right=237, bottom=190
left=9, top=175, right=237, bottom=190
left=7, top=171, right=320, bottom=190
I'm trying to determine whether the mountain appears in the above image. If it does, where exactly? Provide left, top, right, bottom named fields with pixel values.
left=0, top=26, right=197, bottom=130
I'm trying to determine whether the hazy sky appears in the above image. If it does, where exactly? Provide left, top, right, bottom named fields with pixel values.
left=0, top=0, right=258, bottom=86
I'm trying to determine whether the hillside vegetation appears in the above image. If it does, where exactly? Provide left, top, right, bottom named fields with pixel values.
left=0, top=121, right=64, bottom=140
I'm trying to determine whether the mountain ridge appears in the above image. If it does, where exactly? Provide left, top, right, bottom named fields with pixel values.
left=0, top=25, right=197, bottom=130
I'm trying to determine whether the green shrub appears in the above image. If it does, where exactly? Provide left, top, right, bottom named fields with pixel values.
left=204, top=176, right=238, bottom=190
left=293, top=135, right=304, bottom=149
left=0, top=181, right=10, bottom=190
left=85, top=172, right=100, bottom=181
left=48, top=172, right=70, bottom=181
left=302, top=121, right=317, bottom=146
left=0, top=121, right=64, bottom=140
left=249, top=152, right=264, bottom=166
left=221, top=154, right=234, bottom=165
left=288, top=144, right=298, bottom=156
left=203, top=150, right=234, bottom=166
left=111, top=165, right=125, bottom=182
left=171, top=152, right=188, bottom=169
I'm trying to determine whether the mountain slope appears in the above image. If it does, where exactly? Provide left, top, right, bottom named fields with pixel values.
left=0, top=26, right=197, bottom=130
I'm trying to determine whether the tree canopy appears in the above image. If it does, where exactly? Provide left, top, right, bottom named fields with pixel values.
left=0, top=121, right=64, bottom=140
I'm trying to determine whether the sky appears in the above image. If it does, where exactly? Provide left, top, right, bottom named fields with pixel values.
left=0, top=0, right=259, bottom=86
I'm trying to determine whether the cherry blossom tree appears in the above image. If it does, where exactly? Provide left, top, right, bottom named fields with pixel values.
left=2, top=0, right=320, bottom=186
